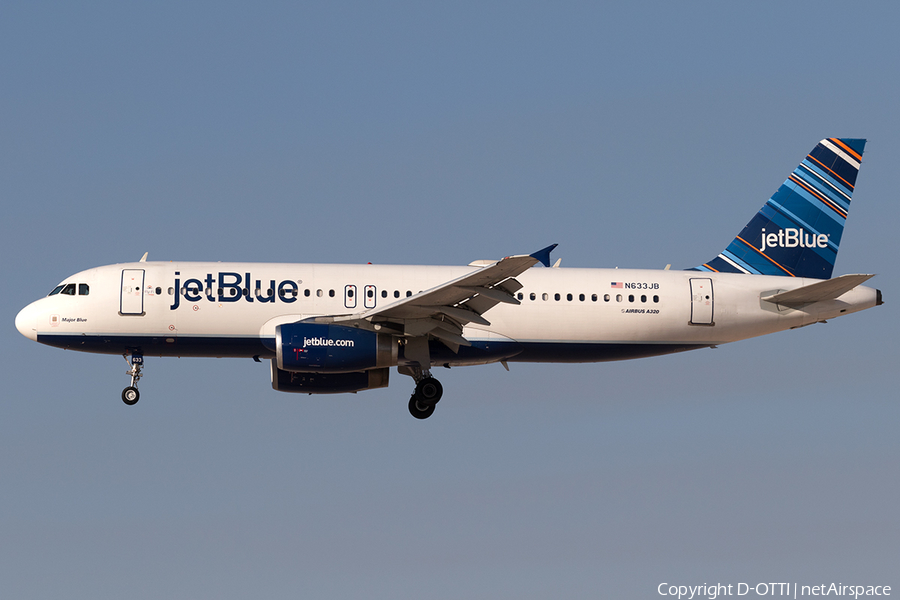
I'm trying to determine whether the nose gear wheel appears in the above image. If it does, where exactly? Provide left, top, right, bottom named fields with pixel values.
left=122, top=352, right=144, bottom=406
left=122, top=386, right=140, bottom=405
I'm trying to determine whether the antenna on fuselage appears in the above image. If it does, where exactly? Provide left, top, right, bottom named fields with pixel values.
left=139, top=252, right=148, bottom=263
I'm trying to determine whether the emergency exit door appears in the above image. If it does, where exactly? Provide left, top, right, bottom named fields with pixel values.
left=344, top=284, right=357, bottom=309
left=689, top=278, right=714, bottom=325
left=120, top=269, right=145, bottom=315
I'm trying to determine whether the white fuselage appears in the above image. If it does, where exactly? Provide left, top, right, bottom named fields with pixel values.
left=15, top=261, right=879, bottom=365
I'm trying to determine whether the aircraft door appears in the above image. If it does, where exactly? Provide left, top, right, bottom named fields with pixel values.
left=364, top=285, right=376, bottom=309
left=120, top=269, right=145, bottom=315
left=689, top=278, right=714, bottom=325
left=344, top=285, right=357, bottom=309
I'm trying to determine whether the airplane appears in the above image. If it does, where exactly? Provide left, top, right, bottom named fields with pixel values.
left=15, top=138, right=883, bottom=419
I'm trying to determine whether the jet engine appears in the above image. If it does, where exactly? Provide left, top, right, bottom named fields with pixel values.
left=275, top=322, right=397, bottom=373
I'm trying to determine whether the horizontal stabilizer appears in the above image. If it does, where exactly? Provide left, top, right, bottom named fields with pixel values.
left=762, top=274, right=874, bottom=307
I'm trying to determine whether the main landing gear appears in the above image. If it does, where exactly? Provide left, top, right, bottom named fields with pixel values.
left=407, top=369, right=443, bottom=420
left=122, top=352, right=143, bottom=406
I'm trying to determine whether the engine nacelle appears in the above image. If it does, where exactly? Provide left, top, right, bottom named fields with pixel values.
left=271, top=361, right=390, bottom=394
left=275, top=322, right=397, bottom=373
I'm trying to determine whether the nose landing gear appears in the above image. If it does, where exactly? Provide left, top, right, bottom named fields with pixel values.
left=122, top=352, right=143, bottom=405
left=406, top=369, right=443, bottom=420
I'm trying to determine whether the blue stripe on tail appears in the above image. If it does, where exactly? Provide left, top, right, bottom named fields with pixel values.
left=691, top=138, right=865, bottom=279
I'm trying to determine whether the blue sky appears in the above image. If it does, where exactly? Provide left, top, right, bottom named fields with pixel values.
left=2, top=2, right=898, bottom=598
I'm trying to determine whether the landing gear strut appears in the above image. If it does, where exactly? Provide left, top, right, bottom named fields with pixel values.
left=122, top=352, right=143, bottom=406
left=406, top=368, right=443, bottom=420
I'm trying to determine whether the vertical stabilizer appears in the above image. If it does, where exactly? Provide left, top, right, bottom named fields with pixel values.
left=692, top=138, right=865, bottom=279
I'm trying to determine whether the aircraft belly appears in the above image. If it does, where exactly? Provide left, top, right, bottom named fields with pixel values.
left=426, top=339, right=523, bottom=367
left=35, top=332, right=273, bottom=358
left=509, top=341, right=711, bottom=363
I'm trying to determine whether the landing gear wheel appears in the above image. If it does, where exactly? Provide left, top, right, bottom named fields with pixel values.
left=415, top=377, right=443, bottom=404
left=122, top=386, right=140, bottom=405
left=122, top=352, right=144, bottom=406
left=408, top=395, right=436, bottom=420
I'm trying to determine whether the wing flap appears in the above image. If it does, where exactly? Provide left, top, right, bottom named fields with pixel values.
left=458, top=286, right=520, bottom=305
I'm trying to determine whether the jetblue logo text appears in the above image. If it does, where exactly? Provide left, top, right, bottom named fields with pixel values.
left=759, top=228, right=829, bottom=253
left=170, top=272, right=300, bottom=310
left=302, top=337, right=355, bottom=348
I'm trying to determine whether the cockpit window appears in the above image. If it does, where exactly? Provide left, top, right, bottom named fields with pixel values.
left=79, top=284, right=89, bottom=296
left=61, top=283, right=76, bottom=296
left=49, top=285, right=64, bottom=296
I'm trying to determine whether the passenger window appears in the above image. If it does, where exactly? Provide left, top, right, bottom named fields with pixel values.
left=49, top=285, right=64, bottom=296
left=381, top=290, right=387, bottom=298
left=168, top=287, right=174, bottom=295
left=579, top=294, right=585, bottom=301
left=317, top=289, right=323, bottom=297
left=517, top=292, right=523, bottom=300
left=628, top=294, right=634, bottom=302
left=79, top=284, right=90, bottom=296
left=604, top=294, right=610, bottom=302
left=304, top=289, right=311, bottom=297
left=406, top=291, right=412, bottom=297
left=367, top=289, right=373, bottom=298
left=155, top=287, right=161, bottom=296
left=279, top=289, right=286, bottom=298
left=348, top=289, right=354, bottom=298
left=554, top=293, right=560, bottom=301
left=394, top=290, right=400, bottom=298
left=653, top=295, right=659, bottom=303
left=567, top=293, right=573, bottom=301
left=329, top=290, right=335, bottom=297
left=592, top=294, right=598, bottom=302
left=641, top=295, right=647, bottom=303
left=61, top=283, right=76, bottom=296
left=542, top=293, right=548, bottom=301
left=530, top=292, right=536, bottom=301
left=616, top=294, right=623, bottom=302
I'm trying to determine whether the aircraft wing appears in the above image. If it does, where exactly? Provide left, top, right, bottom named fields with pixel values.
left=316, top=244, right=556, bottom=350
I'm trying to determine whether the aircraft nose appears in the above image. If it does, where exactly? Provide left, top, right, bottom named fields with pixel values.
left=15, top=303, right=38, bottom=342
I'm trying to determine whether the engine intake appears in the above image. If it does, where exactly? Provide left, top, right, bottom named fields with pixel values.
left=276, top=322, right=397, bottom=373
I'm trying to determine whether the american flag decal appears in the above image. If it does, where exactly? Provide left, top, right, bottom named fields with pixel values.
left=611, top=282, right=623, bottom=288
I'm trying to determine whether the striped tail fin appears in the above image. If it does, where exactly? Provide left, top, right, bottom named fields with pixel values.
left=692, top=138, right=866, bottom=279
